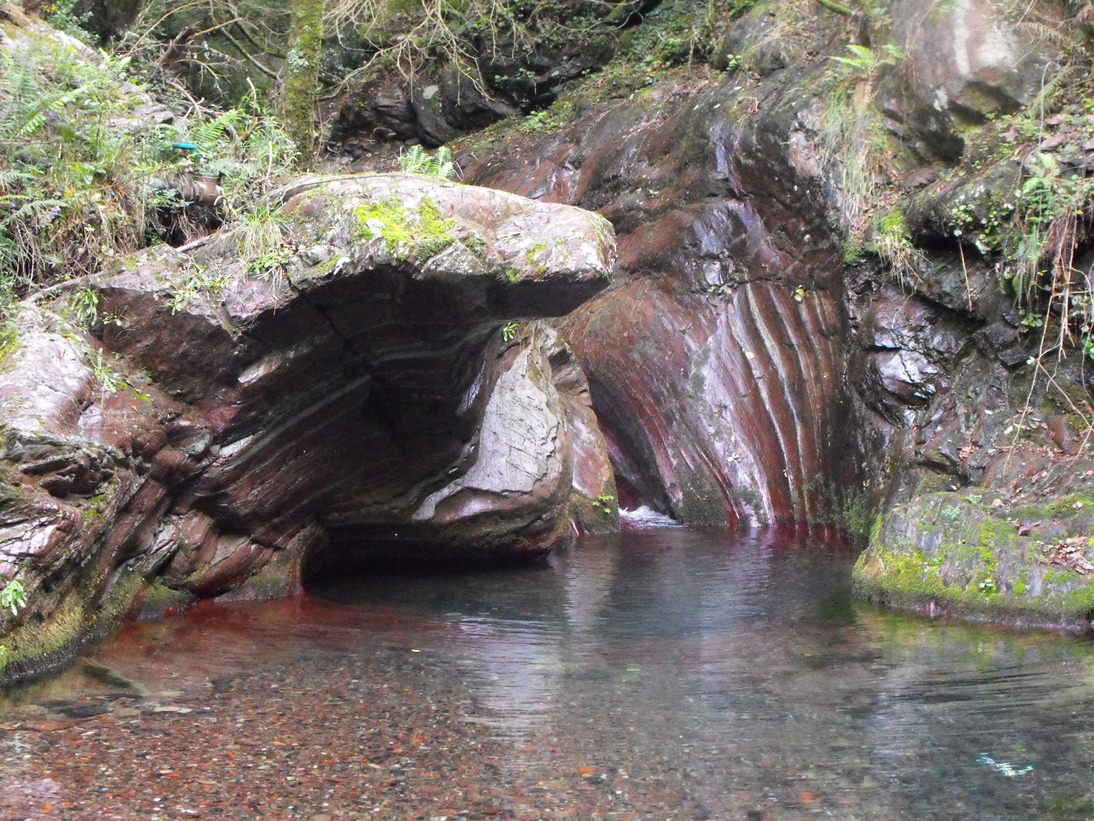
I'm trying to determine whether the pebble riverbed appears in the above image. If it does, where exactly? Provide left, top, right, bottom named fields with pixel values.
left=1, top=530, right=1091, bottom=819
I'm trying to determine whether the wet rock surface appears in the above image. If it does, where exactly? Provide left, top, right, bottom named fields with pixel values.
left=465, top=62, right=876, bottom=529
left=1, top=0, right=1091, bottom=687
left=444, top=0, right=1091, bottom=625
left=0, top=174, right=616, bottom=683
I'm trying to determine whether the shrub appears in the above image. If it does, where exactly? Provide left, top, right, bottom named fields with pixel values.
left=0, top=38, right=296, bottom=318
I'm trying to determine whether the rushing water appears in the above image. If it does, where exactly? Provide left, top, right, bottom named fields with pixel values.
left=1, top=529, right=1092, bottom=819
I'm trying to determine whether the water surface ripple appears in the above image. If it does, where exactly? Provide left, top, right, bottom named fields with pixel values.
left=1, top=529, right=1091, bottom=819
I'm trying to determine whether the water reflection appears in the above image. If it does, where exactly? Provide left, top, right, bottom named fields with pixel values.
left=2, top=528, right=1091, bottom=818
left=317, top=530, right=1093, bottom=817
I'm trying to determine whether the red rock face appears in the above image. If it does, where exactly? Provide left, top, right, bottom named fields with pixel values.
left=0, top=175, right=617, bottom=683
left=466, top=79, right=873, bottom=528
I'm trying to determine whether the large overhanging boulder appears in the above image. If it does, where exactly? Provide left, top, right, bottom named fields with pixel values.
left=0, top=173, right=616, bottom=683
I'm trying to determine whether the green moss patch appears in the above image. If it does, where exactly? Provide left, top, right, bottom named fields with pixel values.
left=353, top=196, right=458, bottom=262
left=0, top=324, right=18, bottom=369
left=0, top=595, right=86, bottom=681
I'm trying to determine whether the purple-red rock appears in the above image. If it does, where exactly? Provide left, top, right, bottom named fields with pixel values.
left=0, top=174, right=616, bottom=683
left=466, top=73, right=874, bottom=529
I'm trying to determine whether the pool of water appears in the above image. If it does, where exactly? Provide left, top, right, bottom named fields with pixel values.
left=1, top=529, right=1091, bottom=818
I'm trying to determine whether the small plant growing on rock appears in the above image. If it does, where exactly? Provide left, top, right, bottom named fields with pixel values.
left=594, top=494, right=617, bottom=514
left=236, top=205, right=294, bottom=282
left=1, top=578, right=27, bottom=617
left=819, top=40, right=904, bottom=236
left=872, top=210, right=924, bottom=290
left=69, top=287, right=100, bottom=327
left=90, top=349, right=124, bottom=394
left=829, top=43, right=903, bottom=73
left=517, top=100, right=576, bottom=135
left=399, top=145, right=456, bottom=180
left=169, top=265, right=231, bottom=314
left=501, top=321, right=519, bottom=342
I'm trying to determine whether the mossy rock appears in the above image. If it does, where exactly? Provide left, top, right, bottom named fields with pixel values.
left=0, top=324, right=19, bottom=368
left=569, top=490, right=619, bottom=535
left=0, top=570, right=146, bottom=686
left=138, top=581, right=196, bottom=620
left=854, top=491, right=1093, bottom=631
left=352, top=195, right=458, bottom=262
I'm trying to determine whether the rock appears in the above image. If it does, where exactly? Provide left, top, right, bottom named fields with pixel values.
left=545, top=329, right=619, bottom=534
left=410, top=68, right=520, bottom=147
left=0, top=173, right=616, bottom=684
left=852, top=290, right=968, bottom=424
left=854, top=490, right=1093, bottom=630
left=332, top=10, right=616, bottom=150
left=453, top=1, right=1088, bottom=632
left=890, top=0, right=1057, bottom=160
left=309, top=325, right=608, bottom=569
left=714, top=6, right=799, bottom=76
left=468, top=65, right=877, bottom=529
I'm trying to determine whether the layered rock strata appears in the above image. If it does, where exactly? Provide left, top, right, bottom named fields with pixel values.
left=444, top=0, right=1091, bottom=625
left=0, top=174, right=616, bottom=681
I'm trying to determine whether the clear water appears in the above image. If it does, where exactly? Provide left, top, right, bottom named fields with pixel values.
left=2, top=529, right=1092, bottom=819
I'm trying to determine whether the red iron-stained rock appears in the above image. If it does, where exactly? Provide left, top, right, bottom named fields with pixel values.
left=0, top=174, right=616, bottom=684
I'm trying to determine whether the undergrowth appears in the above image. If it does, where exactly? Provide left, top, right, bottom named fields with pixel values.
left=940, top=65, right=1094, bottom=375
left=0, top=37, right=295, bottom=321
left=819, top=41, right=904, bottom=241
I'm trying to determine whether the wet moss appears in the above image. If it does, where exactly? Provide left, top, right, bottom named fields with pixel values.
left=414, top=199, right=457, bottom=258
left=841, top=488, right=878, bottom=541
left=1012, top=564, right=1029, bottom=596
left=309, top=255, right=339, bottom=276
left=853, top=547, right=950, bottom=602
left=0, top=324, right=19, bottom=369
left=1011, top=491, right=1094, bottom=522
left=1063, top=576, right=1094, bottom=615
left=853, top=541, right=1092, bottom=623
left=82, top=492, right=108, bottom=524
left=223, top=541, right=308, bottom=603
left=526, top=241, right=549, bottom=272
left=139, top=581, right=195, bottom=619
left=353, top=197, right=413, bottom=249
left=0, top=595, right=86, bottom=681
left=856, top=493, right=1094, bottom=628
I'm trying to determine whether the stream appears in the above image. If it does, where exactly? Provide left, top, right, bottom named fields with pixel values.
left=1, top=528, right=1091, bottom=819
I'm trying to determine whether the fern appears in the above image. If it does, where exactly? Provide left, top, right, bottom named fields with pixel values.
left=398, top=145, right=456, bottom=179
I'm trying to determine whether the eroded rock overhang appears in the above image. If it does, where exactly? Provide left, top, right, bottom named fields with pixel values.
left=0, top=174, right=617, bottom=682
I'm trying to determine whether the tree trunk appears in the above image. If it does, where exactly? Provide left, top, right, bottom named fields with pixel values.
left=283, top=0, right=325, bottom=162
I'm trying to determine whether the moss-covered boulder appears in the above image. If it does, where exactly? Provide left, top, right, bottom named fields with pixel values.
left=855, top=490, right=1094, bottom=631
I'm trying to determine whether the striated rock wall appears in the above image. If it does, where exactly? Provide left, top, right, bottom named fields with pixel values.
left=433, top=0, right=1090, bottom=625
left=464, top=47, right=879, bottom=530
left=0, top=174, right=617, bottom=682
